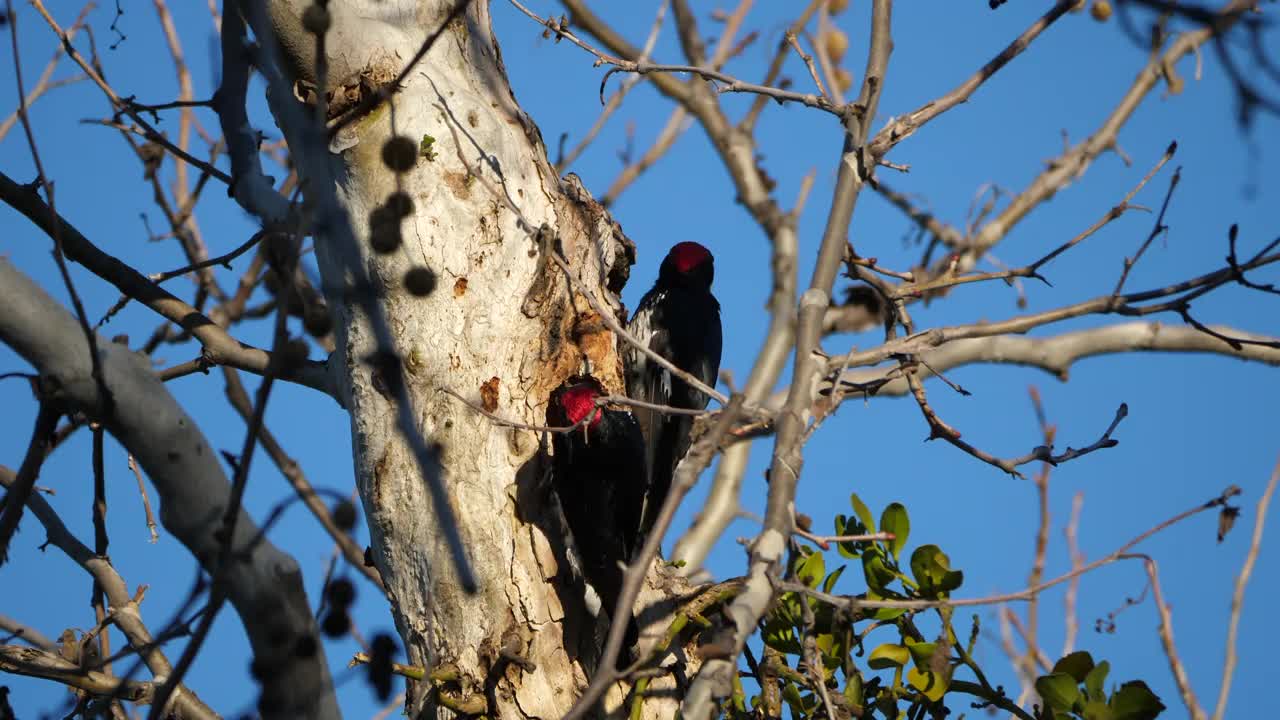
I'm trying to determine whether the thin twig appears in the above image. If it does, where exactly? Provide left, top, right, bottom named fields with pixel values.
left=1124, top=553, right=1205, bottom=720
left=126, top=454, right=160, bottom=543
left=221, top=368, right=382, bottom=590
left=1212, top=455, right=1279, bottom=720
left=792, top=528, right=894, bottom=551
left=1112, top=166, right=1181, bottom=297
left=1062, top=491, right=1084, bottom=656
left=557, top=0, right=670, bottom=171
left=1030, top=142, right=1176, bottom=272
left=785, top=31, right=828, bottom=100
left=869, top=0, right=1083, bottom=157
left=0, top=403, right=60, bottom=564
left=7, top=1, right=113, bottom=419
left=150, top=231, right=267, bottom=284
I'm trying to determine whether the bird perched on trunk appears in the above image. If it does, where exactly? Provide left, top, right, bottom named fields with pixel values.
left=546, top=378, right=647, bottom=637
left=624, top=241, right=722, bottom=542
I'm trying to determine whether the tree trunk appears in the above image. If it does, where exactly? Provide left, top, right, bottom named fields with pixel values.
left=257, top=2, right=684, bottom=717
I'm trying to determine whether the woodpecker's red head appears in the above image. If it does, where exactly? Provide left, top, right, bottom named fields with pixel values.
left=550, top=379, right=603, bottom=429
left=658, top=241, right=715, bottom=291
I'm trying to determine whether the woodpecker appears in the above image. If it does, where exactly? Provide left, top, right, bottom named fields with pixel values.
left=547, top=378, right=647, bottom=634
left=624, top=241, right=722, bottom=541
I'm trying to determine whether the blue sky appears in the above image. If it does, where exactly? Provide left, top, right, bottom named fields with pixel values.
left=1, top=2, right=1277, bottom=718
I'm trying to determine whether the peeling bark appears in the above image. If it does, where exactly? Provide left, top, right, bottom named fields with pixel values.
left=258, top=2, right=687, bottom=717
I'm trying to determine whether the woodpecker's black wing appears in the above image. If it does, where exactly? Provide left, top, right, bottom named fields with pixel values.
left=625, top=285, right=722, bottom=541
left=549, top=408, right=648, bottom=622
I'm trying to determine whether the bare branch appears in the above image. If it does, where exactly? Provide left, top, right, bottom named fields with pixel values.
left=557, top=0, right=670, bottom=172
left=0, top=3, right=91, bottom=143
left=29, top=0, right=231, bottom=184
left=0, top=466, right=214, bottom=718
left=0, top=258, right=339, bottom=719
left=825, top=248, right=1280, bottom=374
left=1062, top=491, right=1084, bottom=657
left=1125, top=553, right=1205, bottom=720
left=830, top=321, right=1280, bottom=398
left=683, top=3, right=894, bottom=718
left=0, top=403, right=59, bottom=564
left=959, top=0, right=1254, bottom=262
left=0, top=645, right=173, bottom=710
left=126, top=454, right=160, bottom=544
left=0, top=615, right=56, bottom=652
left=0, top=171, right=335, bottom=398
left=1212, top=454, right=1279, bottom=720
left=221, top=367, right=384, bottom=591
left=869, top=0, right=1079, bottom=157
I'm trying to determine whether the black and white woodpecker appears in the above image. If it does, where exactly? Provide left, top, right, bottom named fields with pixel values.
left=623, top=241, right=722, bottom=542
left=546, top=377, right=648, bottom=633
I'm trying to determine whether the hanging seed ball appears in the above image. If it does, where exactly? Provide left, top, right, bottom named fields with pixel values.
left=321, top=610, right=350, bottom=638
left=381, top=136, right=418, bottom=172
left=331, top=499, right=357, bottom=532
left=303, top=305, right=333, bottom=338
left=404, top=266, right=437, bottom=297
left=326, top=578, right=357, bottom=609
left=834, top=68, right=854, bottom=95
left=280, top=338, right=310, bottom=371
left=301, top=5, right=330, bottom=35
left=368, top=209, right=403, bottom=254
left=385, top=190, right=414, bottom=218
left=822, top=29, right=849, bottom=64
left=1091, top=0, right=1112, bottom=21
left=829, top=0, right=849, bottom=14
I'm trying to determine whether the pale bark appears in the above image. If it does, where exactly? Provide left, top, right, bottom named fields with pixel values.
left=253, top=2, right=681, bottom=717
left=0, top=259, right=336, bottom=719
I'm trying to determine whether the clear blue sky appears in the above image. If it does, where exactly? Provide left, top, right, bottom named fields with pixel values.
left=1, top=2, right=1276, bottom=718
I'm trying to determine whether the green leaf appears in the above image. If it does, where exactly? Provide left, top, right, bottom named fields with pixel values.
left=843, top=672, right=863, bottom=706
left=834, top=515, right=862, bottom=558
left=1053, top=651, right=1096, bottom=683
left=864, top=589, right=908, bottom=621
left=1109, top=680, right=1165, bottom=720
left=781, top=681, right=807, bottom=717
left=862, top=548, right=897, bottom=593
left=868, top=643, right=910, bottom=670
left=1085, top=661, right=1111, bottom=702
left=1035, top=672, right=1081, bottom=712
left=907, top=666, right=948, bottom=702
left=815, top=633, right=844, bottom=676
left=905, top=640, right=938, bottom=669
left=796, top=549, right=826, bottom=589
left=762, top=607, right=801, bottom=655
left=822, top=564, right=847, bottom=594
left=875, top=695, right=900, bottom=720
left=880, top=502, right=910, bottom=559
left=1083, top=700, right=1115, bottom=720
left=850, top=493, right=876, bottom=533
left=418, top=134, right=438, bottom=160
left=909, top=545, right=965, bottom=597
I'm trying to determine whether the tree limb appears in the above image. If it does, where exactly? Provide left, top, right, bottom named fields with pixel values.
left=0, top=257, right=339, bottom=719
left=0, top=171, right=335, bottom=399
left=0, top=466, right=215, bottom=719
left=683, top=3, right=893, bottom=718
left=827, top=321, right=1280, bottom=398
